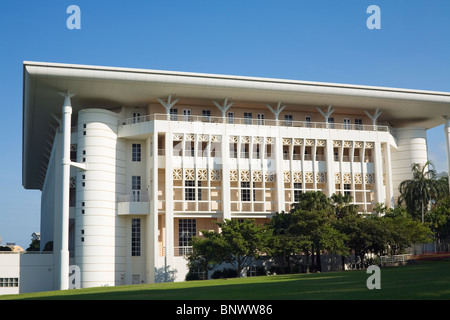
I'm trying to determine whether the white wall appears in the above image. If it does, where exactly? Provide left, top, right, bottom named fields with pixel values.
left=391, top=127, right=428, bottom=200
left=0, top=253, right=54, bottom=295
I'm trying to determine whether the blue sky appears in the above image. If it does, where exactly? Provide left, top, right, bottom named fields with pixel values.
left=0, top=1, right=449, bottom=248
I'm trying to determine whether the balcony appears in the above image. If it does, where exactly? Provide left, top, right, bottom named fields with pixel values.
left=118, top=113, right=396, bottom=136
left=117, top=195, right=149, bottom=216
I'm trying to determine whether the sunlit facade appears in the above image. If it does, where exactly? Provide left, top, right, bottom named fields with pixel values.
left=17, top=62, right=450, bottom=291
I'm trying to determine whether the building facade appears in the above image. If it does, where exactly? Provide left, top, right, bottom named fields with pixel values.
left=19, top=62, right=450, bottom=291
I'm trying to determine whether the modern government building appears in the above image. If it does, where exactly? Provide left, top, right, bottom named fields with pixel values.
left=1, top=61, right=450, bottom=294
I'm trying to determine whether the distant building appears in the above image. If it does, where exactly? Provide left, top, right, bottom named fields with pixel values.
left=3, top=61, right=450, bottom=294
left=31, top=233, right=40, bottom=241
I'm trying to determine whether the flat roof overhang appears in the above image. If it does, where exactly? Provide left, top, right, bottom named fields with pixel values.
left=22, top=61, right=450, bottom=190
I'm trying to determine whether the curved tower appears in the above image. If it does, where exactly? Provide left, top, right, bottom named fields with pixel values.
left=75, top=109, right=126, bottom=288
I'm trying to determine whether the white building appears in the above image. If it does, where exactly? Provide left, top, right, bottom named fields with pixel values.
left=4, top=61, right=450, bottom=294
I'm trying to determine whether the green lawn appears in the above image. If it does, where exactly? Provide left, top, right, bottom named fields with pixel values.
left=2, top=260, right=449, bottom=300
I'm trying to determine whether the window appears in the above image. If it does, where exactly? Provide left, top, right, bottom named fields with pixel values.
left=179, top=219, right=196, bottom=249
left=132, top=144, right=141, bottom=162
left=241, top=182, right=251, bottom=201
left=170, top=108, right=178, bottom=121
left=305, top=116, right=312, bottom=127
left=244, top=112, right=252, bottom=125
left=355, top=119, right=363, bottom=130
left=198, top=181, right=202, bottom=201
left=132, top=218, right=141, bottom=256
left=257, top=113, right=265, bottom=125
left=344, top=184, right=351, bottom=196
left=185, top=181, right=196, bottom=201
left=294, top=183, right=302, bottom=202
left=183, top=109, right=191, bottom=121
left=70, top=177, right=76, bottom=207
left=133, top=112, right=141, bottom=123
left=202, top=110, right=211, bottom=122
left=344, top=118, right=351, bottom=130
left=132, top=176, right=141, bottom=201
left=285, top=114, right=293, bottom=126
left=328, top=117, right=334, bottom=129
left=0, top=278, right=19, bottom=287
left=70, top=144, right=77, bottom=162
left=227, top=112, right=234, bottom=124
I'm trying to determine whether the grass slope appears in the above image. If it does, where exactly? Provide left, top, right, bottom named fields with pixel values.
left=2, top=260, right=449, bottom=300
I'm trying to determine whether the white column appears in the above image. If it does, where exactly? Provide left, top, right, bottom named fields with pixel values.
left=317, top=105, right=335, bottom=127
left=383, top=143, right=394, bottom=208
left=146, top=133, right=159, bottom=283
left=157, top=94, right=179, bottom=120
left=213, top=98, right=233, bottom=123
left=364, top=109, right=382, bottom=129
left=221, top=132, right=231, bottom=220
left=443, top=116, right=450, bottom=191
left=326, top=140, right=335, bottom=197
left=373, top=142, right=384, bottom=205
left=275, top=137, right=285, bottom=212
left=58, top=92, right=75, bottom=291
left=165, top=131, right=174, bottom=260
left=266, top=101, right=286, bottom=125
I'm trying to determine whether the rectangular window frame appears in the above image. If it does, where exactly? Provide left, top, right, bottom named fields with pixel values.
left=131, top=218, right=141, bottom=257
left=132, top=143, right=141, bottom=162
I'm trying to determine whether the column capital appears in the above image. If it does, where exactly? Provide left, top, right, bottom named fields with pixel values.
left=59, top=91, right=75, bottom=108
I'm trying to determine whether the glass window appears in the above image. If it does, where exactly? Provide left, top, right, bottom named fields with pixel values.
left=257, top=113, right=265, bottom=125
left=179, top=219, right=196, bottom=248
left=202, top=110, right=211, bottom=122
left=132, top=218, right=141, bottom=256
left=170, top=108, right=178, bottom=121
left=285, top=114, right=293, bottom=126
left=227, top=112, right=234, bottom=124
left=241, top=182, right=251, bottom=201
left=132, top=176, right=141, bottom=201
left=132, top=144, right=141, bottom=162
left=344, top=118, right=351, bottom=130
left=133, top=112, right=141, bottom=123
left=244, top=112, right=252, bottom=125
left=294, top=183, right=302, bottom=202
left=185, top=181, right=196, bottom=200
left=344, top=184, right=351, bottom=195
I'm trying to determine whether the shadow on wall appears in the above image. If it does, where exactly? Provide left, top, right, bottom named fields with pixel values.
left=154, top=265, right=177, bottom=283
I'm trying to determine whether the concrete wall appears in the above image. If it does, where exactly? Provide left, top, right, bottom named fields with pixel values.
left=0, top=253, right=54, bottom=295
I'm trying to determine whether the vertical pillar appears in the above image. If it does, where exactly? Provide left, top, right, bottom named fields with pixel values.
left=146, top=133, right=159, bottom=283
left=266, top=101, right=286, bottom=125
left=59, top=92, right=75, bottom=291
left=275, top=136, right=285, bottom=213
left=373, top=142, right=384, bottom=205
left=157, top=94, right=179, bottom=120
left=317, top=105, right=335, bottom=128
left=213, top=98, right=233, bottom=123
left=165, top=130, right=174, bottom=260
left=383, top=142, right=394, bottom=208
left=443, top=116, right=450, bottom=191
left=325, top=139, right=335, bottom=197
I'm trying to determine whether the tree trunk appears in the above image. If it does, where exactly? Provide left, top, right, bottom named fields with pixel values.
left=305, top=251, right=310, bottom=273
left=316, top=249, right=322, bottom=272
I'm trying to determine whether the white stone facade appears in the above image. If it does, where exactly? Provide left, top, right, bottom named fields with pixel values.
left=13, top=62, right=450, bottom=293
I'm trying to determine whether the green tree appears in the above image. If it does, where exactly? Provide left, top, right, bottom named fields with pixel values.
left=216, top=219, right=268, bottom=277
left=330, top=193, right=359, bottom=220
left=265, top=211, right=302, bottom=273
left=398, top=161, right=447, bottom=222
left=426, top=197, right=450, bottom=251
left=186, top=231, right=227, bottom=280
left=26, top=238, right=40, bottom=252
left=288, top=191, right=347, bottom=272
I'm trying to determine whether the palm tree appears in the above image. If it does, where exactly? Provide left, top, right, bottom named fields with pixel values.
left=398, top=161, right=446, bottom=222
